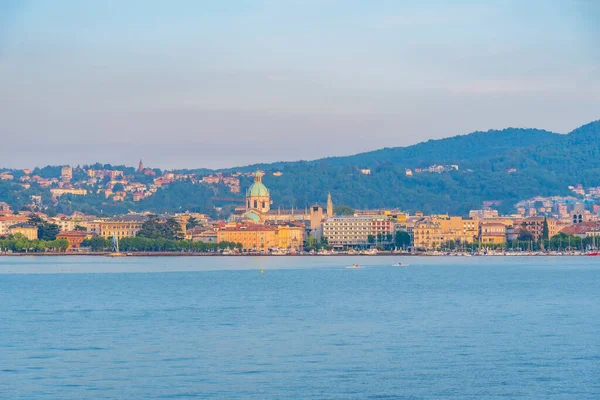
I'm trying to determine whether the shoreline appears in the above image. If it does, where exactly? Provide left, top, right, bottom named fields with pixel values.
left=0, top=252, right=594, bottom=257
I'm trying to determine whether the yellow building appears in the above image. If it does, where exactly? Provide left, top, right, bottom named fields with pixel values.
left=99, top=216, right=146, bottom=240
left=217, top=224, right=305, bottom=252
left=217, top=225, right=277, bottom=252
left=9, top=223, right=38, bottom=240
left=274, top=224, right=305, bottom=251
left=479, top=222, right=507, bottom=245
left=438, top=216, right=479, bottom=244
left=413, top=216, right=480, bottom=249
left=413, top=219, right=443, bottom=249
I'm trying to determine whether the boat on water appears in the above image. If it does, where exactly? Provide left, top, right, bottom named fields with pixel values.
left=392, top=262, right=409, bottom=267
left=346, top=264, right=362, bottom=269
left=587, top=252, right=599, bottom=256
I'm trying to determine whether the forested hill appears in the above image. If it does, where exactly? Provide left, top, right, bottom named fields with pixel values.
left=2, top=120, right=599, bottom=217
left=226, top=120, right=600, bottom=214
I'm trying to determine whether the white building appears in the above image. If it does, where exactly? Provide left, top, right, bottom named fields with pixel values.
left=323, top=216, right=394, bottom=248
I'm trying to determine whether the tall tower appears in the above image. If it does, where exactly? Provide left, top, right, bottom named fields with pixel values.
left=138, top=159, right=144, bottom=173
left=327, top=192, right=333, bottom=218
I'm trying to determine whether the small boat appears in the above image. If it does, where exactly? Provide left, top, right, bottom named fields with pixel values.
left=587, top=252, right=599, bottom=256
left=345, top=264, right=362, bottom=269
left=392, top=263, right=409, bottom=267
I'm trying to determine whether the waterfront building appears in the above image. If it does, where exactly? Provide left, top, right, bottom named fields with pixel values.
left=479, top=222, right=507, bottom=245
left=9, top=223, right=38, bottom=240
left=217, top=223, right=304, bottom=252
left=0, top=215, right=30, bottom=236
left=190, top=228, right=218, bottom=243
left=217, top=224, right=277, bottom=252
left=273, top=223, right=305, bottom=252
left=413, top=219, right=443, bottom=250
left=99, top=215, right=146, bottom=240
left=521, top=217, right=557, bottom=241
left=323, top=216, right=394, bottom=249
left=56, top=231, right=89, bottom=250
left=438, top=216, right=479, bottom=244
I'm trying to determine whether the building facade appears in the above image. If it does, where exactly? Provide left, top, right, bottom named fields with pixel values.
left=323, top=216, right=394, bottom=248
left=99, top=216, right=146, bottom=240
left=479, top=222, right=507, bottom=245
left=9, top=223, right=38, bottom=240
left=56, top=231, right=89, bottom=249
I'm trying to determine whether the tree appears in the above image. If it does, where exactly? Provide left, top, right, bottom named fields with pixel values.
left=367, top=234, right=375, bottom=244
left=542, top=217, right=549, bottom=240
left=28, top=215, right=59, bottom=240
left=82, top=236, right=110, bottom=251
left=333, top=205, right=355, bottom=216
left=112, top=183, right=125, bottom=192
left=74, top=225, right=87, bottom=231
left=137, top=216, right=183, bottom=240
left=305, top=236, right=318, bottom=251
left=517, top=229, right=534, bottom=242
left=395, top=231, right=411, bottom=248
left=186, top=217, right=200, bottom=230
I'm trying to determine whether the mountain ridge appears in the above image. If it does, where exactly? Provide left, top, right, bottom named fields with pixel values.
left=1, top=120, right=599, bottom=216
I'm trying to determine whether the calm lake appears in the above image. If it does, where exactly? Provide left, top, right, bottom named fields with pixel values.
left=1, top=256, right=599, bottom=399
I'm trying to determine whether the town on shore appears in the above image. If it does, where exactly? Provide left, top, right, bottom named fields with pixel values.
left=1, top=168, right=600, bottom=256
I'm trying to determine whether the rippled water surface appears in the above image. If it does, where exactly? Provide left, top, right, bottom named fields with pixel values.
left=1, top=256, right=599, bottom=399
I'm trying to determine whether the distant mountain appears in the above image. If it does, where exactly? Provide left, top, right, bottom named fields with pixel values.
left=1, top=120, right=599, bottom=216
left=226, top=120, right=600, bottom=214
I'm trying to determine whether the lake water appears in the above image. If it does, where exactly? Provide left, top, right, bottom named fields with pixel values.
left=1, top=256, right=599, bottom=399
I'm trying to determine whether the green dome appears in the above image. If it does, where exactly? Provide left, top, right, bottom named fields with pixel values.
left=247, top=170, right=270, bottom=197
left=248, top=182, right=269, bottom=197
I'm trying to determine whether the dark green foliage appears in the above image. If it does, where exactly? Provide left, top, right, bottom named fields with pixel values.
left=186, top=217, right=199, bottom=230
left=0, top=235, right=69, bottom=252
left=542, top=217, right=549, bottom=240
left=395, top=231, right=411, bottom=248
left=137, top=216, right=183, bottom=240
left=517, top=230, right=534, bottom=242
left=81, top=236, right=111, bottom=251
left=118, top=237, right=239, bottom=252
left=1, top=120, right=600, bottom=216
left=333, top=205, right=356, bottom=216
left=27, top=215, right=59, bottom=240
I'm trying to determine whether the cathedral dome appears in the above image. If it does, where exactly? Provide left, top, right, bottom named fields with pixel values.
left=248, top=182, right=269, bottom=197
left=247, top=171, right=269, bottom=197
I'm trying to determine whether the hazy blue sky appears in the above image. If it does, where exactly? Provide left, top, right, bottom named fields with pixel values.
left=1, top=0, right=598, bottom=169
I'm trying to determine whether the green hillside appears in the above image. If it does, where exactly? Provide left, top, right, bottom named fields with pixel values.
left=240, top=121, right=599, bottom=214
left=1, top=120, right=599, bottom=216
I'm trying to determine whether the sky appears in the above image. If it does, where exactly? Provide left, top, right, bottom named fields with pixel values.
left=1, top=0, right=599, bottom=170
